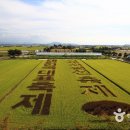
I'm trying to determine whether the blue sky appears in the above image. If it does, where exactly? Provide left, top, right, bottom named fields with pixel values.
left=21, top=0, right=44, bottom=5
left=0, top=0, right=130, bottom=45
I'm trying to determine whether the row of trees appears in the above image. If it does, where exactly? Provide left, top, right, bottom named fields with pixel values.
left=7, top=47, right=130, bottom=59
left=91, top=46, right=129, bottom=58
left=91, top=46, right=113, bottom=56
left=43, top=44, right=75, bottom=52
left=111, top=52, right=129, bottom=58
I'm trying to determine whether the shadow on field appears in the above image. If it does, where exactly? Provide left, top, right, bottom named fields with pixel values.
left=82, top=100, right=130, bottom=116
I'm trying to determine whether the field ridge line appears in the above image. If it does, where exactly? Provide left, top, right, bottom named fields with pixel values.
left=80, top=59, right=130, bottom=95
left=0, top=60, right=43, bottom=103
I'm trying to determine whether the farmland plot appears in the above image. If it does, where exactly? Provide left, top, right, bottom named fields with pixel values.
left=0, top=60, right=42, bottom=101
left=82, top=59, right=130, bottom=93
left=0, top=59, right=130, bottom=129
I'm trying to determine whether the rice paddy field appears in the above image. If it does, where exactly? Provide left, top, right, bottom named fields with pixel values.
left=0, top=59, right=130, bottom=130
left=0, top=46, right=45, bottom=51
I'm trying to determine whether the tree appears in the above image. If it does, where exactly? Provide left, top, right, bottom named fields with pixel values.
left=118, top=53, right=122, bottom=57
left=124, top=53, right=128, bottom=58
left=62, top=46, right=66, bottom=49
left=111, top=52, right=117, bottom=57
left=8, top=49, right=22, bottom=58
left=43, top=47, right=50, bottom=52
left=91, top=46, right=112, bottom=55
left=54, top=44, right=57, bottom=48
left=75, top=48, right=86, bottom=52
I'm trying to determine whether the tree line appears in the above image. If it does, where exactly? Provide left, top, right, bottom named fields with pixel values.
left=8, top=49, right=22, bottom=58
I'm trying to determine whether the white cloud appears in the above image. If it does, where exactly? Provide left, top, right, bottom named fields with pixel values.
left=0, top=0, right=130, bottom=44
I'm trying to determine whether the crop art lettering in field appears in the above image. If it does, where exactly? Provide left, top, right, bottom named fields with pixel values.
left=12, top=59, right=57, bottom=115
left=69, top=60, right=116, bottom=97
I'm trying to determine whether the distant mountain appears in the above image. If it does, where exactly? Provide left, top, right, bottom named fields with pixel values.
left=123, top=44, right=130, bottom=47
left=0, top=41, right=130, bottom=47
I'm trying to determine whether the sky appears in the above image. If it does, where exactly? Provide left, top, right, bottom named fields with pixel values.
left=0, top=0, right=130, bottom=45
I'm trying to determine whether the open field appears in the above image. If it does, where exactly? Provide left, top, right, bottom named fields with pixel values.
left=0, top=46, right=45, bottom=51
left=0, top=59, right=130, bottom=129
left=83, top=59, right=130, bottom=93
left=0, top=60, right=42, bottom=102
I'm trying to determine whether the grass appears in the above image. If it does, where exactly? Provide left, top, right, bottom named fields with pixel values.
left=0, top=60, right=42, bottom=100
left=0, top=59, right=130, bottom=129
left=0, top=46, right=45, bottom=51
left=83, top=59, right=130, bottom=92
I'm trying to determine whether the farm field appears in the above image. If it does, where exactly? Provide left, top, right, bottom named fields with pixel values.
left=0, top=59, right=130, bottom=129
left=0, top=46, right=45, bottom=51
left=0, top=60, right=42, bottom=101
left=83, top=59, right=130, bottom=93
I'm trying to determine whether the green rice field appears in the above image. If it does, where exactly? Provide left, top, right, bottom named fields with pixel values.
left=0, top=59, right=130, bottom=130
left=0, top=46, right=45, bottom=51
